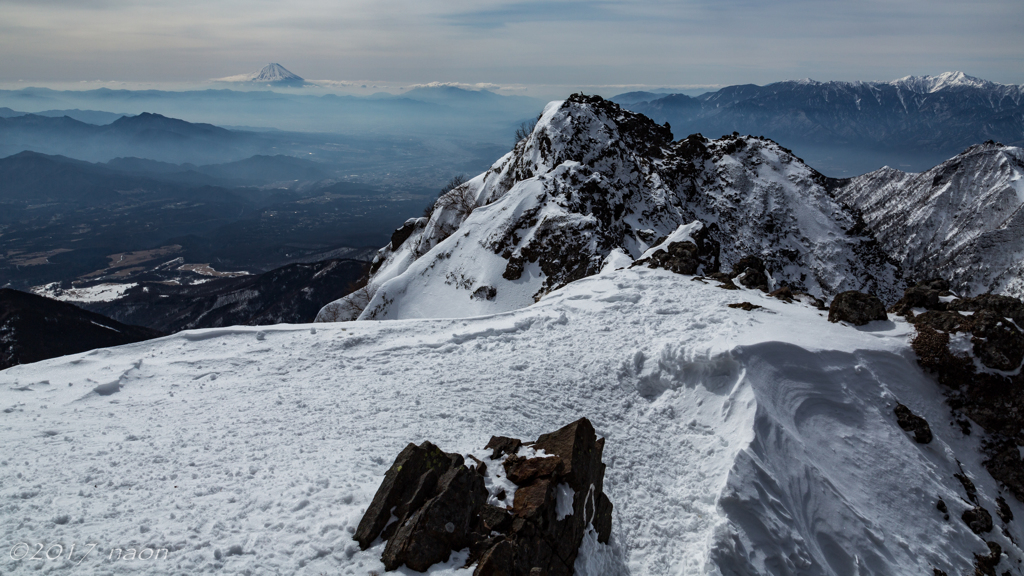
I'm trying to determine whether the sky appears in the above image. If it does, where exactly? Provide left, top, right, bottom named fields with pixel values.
left=1, top=0, right=1022, bottom=95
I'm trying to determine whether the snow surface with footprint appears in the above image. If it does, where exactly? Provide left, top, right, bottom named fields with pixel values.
left=2, top=267, right=1022, bottom=575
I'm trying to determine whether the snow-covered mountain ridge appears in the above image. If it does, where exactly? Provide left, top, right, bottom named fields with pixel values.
left=788, top=71, right=1019, bottom=97
left=618, top=72, right=1024, bottom=175
left=835, top=142, right=1024, bottom=299
left=3, top=266, right=1021, bottom=575
left=318, top=94, right=902, bottom=321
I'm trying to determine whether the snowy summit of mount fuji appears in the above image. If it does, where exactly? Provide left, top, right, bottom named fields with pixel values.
left=214, top=63, right=307, bottom=86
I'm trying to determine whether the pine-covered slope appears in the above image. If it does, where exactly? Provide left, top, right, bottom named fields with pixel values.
left=835, top=142, right=1024, bottom=299
left=317, top=94, right=902, bottom=322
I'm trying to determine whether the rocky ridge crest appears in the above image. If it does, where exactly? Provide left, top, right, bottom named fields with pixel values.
left=317, top=94, right=902, bottom=321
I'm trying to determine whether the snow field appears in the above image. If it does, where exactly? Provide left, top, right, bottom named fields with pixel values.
left=2, top=267, right=1022, bottom=575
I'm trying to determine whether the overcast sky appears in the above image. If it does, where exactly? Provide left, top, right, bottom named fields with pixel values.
left=1, top=0, right=1021, bottom=93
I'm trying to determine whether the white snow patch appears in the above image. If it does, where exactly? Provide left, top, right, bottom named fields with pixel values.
left=638, top=221, right=704, bottom=261
left=555, top=482, right=574, bottom=520
left=32, top=282, right=137, bottom=303
left=1, top=268, right=1020, bottom=575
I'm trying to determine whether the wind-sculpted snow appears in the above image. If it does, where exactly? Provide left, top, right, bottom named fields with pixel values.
left=318, top=94, right=901, bottom=321
left=4, top=268, right=1020, bottom=575
left=836, top=142, right=1024, bottom=299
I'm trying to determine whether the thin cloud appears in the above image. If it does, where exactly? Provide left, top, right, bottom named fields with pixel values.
left=444, top=1, right=626, bottom=28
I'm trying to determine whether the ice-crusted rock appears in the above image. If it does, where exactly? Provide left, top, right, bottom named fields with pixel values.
left=317, top=94, right=902, bottom=321
left=835, top=142, right=1024, bottom=300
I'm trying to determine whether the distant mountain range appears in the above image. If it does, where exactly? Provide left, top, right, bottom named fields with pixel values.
left=0, top=149, right=426, bottom=290
left=614, top=72, right=1024, bottom=175
left=0, top=84, right=543, bottom=142
left=0, top=112, right=273, bottom=164
left=0, top=107, right=128, bottom=124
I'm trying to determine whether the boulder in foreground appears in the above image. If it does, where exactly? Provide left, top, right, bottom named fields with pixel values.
left=355, top=418, right=613, bottom=575
left=828, top=290, right=888, bottom=325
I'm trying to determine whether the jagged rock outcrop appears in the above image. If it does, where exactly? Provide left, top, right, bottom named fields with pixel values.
left=896, top=282, right=1024, bottom=503
left=354, top=418, right=612, bottom=575
left=835, top=142, right=1024, bottom=300
left=318, top=94, right=902, bottom=322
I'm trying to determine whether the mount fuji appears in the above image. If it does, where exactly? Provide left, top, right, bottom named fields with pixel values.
left=215, top=63, right=308, bottom=87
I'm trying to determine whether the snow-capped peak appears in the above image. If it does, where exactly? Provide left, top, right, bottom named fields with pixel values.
left=317, top=94, right=903, bottom=322
left=214, top=63, right=306, bottom=85
left=252, top=63, right=304, bottom=83
left=890, top=71, right=995, bottom=93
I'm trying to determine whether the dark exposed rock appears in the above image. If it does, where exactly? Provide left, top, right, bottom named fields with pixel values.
left=475, top=538, right=515, bottom=575
left=828, top=291, right=888, bottom=325
left=479, top=504, right=514, bottom=533
left=382, top=464, right=488, bottom=571
left=937, top=498, right=950, bottom=521
left=736, top=268, right=768, bottom=290
left=511, top=477, right=555, bottom=519
left=484, top=436, right=523, bottom=460
left=996, top=496, right=1013, bottom=523
left=894, top=403, right=933, bottom=444
left=911, top=310, right=971, bottom=333
left=769, top=285, right=793, bottom=302
left=708, top=272, right=741, bottom=289
left=908, top=288, right=1024, bottom=504
left=955, top=472, right=979, bottom=505
left=962, top=506, right=994, bottom=534
left=970, top=310, right=1024, bottom=371
left=973, top=541, right=1001, bottom=576
left=503, top=257, right=525, bottom=281
left=354, top=441, right=463, bottom=550
left=727, top=302, right=762, bottom=311
left=730, top=255, right=765, bottom=278
left=472, top=286, right=498, bottom=301
left=889, top=282, right=944, bottom=316
left=633, top=225, right=720, bottom=277
left=949, top=294, right=1024, bottom=327
left=504, top=456, right=564, bottom=485
left=638, top=240, right=701, bottom=274
left=984, top=444, right=1024, bottom=504
left=356, top=419, right=613, bottom=575
left=789, top=290, right=827, bottom=310
left=391, top=219, right=423, bottom=251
